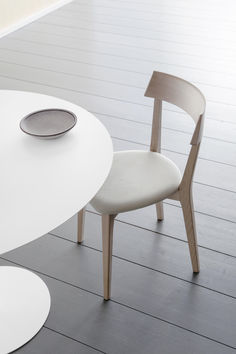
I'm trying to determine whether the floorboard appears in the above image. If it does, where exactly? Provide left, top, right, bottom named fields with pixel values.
left=51, top=212, right=236, bottom=296
left=17, top=327, right=101, bottom=354
left=0, top=59, right=235, bottom=167
left=0, top=0, right=236, bottom=352
left=1, top=248, right=236, bottom=353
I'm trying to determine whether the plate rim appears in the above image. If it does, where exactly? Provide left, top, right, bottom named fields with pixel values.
left=19, top=108, right=77, bottom=137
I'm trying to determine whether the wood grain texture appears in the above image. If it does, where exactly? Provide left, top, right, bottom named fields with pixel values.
left=156, top=202, right=164, bottom=221
left=180, top=189, right=199, bottom=272
left=52, top=212, right=236, bottom=298
left=0, top=0, right=236, bottom=351
left=91, top=71, right=205, bottom=280
left=77, top=208, right=86, bottom=243
left=145, top=71, right=205, bottom=122
left=102, top=214, right=116, bottom=300
left=150, top=98, right=164, bottom=220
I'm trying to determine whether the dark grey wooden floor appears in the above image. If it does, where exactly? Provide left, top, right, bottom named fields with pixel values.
left=1, top=0, right=236, bottom=353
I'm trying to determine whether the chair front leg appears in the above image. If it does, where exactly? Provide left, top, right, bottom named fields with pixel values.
left=156, top=201, right=164, bottom=221
left=77, top=208, right=86, bottom=243
left=102, top=214, right=116, bottom=300
left=180, top=191, right=200, bottom=273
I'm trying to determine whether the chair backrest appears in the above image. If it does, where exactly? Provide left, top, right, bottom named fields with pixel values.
left=145, top=71, right=206, bottom=190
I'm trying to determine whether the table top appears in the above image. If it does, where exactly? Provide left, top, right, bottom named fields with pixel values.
left=0, top=90, right=113, bottom=254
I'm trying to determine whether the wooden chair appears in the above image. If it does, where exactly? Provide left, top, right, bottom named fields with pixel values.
left=78, top=71, right=206, bottom=300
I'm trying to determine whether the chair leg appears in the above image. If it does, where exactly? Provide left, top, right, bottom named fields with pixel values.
left=156, top=201, right=164, bottom=221
left=77, top=208, right=86, bottom=244
left=102, top=214, right=115, bottom=300
left=180, top=192, right=200, bottom=273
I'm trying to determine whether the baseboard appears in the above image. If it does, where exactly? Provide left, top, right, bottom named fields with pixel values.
left=0, top=0, right=73, bottom=39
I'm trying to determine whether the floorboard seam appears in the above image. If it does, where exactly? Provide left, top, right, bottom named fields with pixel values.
left=6, top=35, right=236, bottom=90
left=110, top=299, right=236, bottom=351
left=90, top=110, right=236, bottom=130
left=48, top=231, right=236, bottom=301
left=85, top=210, right=236, bottom=257
left=112, top=136, right=236, bottom=169
left=25, top=21, right=236, bottom=68
left=1, top=0, right=236, bottom=352
left=43, top=326, right=106, bottom=353
left=49, top=211, right=236, bottom=259
left=10, top=30, right=236, bottom=81
left=61, top=4, right=236, bottom=30
left=87, top=210, right=236, bottom=258
left=1, top=71, right=236, bottom=170
left=55, top=2, right=236, bottom=30
left=50, top=11, right=236, bottom=44
left=75, top=0, right=232, bottom=15
left=163, top=201, right=236, bottom=224
left=0, top=54, right=235, bottom=146
left=71, top=0, right=233, bottom=18
left=2, top=44, right=235, bottom=126
left=70, top=3, right=236, bottom=28
left=1, top=255, right=235, bottom=351
left=113, top=217, right=236, bottom=256
left=39, top=18, right=236, bottom=55
left=4, top=54, right=236, bottom=104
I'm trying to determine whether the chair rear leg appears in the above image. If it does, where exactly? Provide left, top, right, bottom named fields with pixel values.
left=156, top=201, right=164, bottom=221
left=180, top=192, right=200, bottom=273
left=77, top=208, right=86, bottom=244
left=102, top=214, right=115, bottom=300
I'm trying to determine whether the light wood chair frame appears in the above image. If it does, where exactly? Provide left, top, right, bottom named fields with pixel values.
left=77, top=71, right=206, bottom=300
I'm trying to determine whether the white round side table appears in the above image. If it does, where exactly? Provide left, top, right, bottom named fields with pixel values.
left=0, top=90, right=113, bottom=353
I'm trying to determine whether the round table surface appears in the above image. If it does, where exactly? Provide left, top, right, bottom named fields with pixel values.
left=0, top=90, right=113, bottom=255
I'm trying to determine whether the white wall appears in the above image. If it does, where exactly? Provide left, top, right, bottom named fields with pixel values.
left=0, top=0, right=72, bottom=36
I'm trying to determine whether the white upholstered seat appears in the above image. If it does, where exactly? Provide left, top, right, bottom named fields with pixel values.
left=91, top=150, right=181, bottom=214
left=78, top=71, right=206, bottom=300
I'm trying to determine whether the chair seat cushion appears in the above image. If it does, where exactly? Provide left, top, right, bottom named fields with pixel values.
left=91, top=150, right=181, bottom=214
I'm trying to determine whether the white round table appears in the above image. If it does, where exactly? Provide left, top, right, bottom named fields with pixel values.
left=0, top=90, right=113, bottom=353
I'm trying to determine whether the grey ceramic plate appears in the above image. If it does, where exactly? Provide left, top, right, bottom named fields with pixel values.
left=20, top=109, right=77, bottom=139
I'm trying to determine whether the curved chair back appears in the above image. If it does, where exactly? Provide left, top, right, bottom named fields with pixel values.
left=145, top=71, right=205, bottom=123
left=145, top=71, right=206, bottom=190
